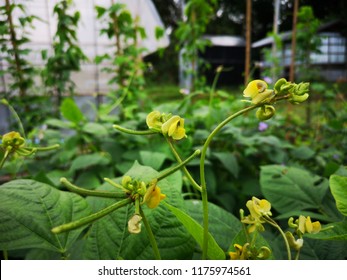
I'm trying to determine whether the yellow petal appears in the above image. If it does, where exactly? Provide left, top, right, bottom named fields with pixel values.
left=311, top=221, right=321, bottom=233
left=145, top=185, right=166, bottom=209
left=243, top=80, right=268, bottom=98
left=146, top=111, right=162, bottom=130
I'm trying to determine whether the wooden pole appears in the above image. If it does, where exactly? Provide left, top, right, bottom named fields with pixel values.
left=289, top=0, right=299, bottom=82
left=244, top=0, right=252, bottom=85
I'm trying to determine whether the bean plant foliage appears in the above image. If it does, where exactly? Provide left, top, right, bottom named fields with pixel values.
left=1, top=75, right=347, bottom=260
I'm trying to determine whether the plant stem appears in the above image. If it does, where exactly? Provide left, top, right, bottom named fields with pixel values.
left=113, top=125, right=156, bottom=135
left=52, top=198, right=132, bottom=234
left=0, top=149, right=10, bottom=169
left=140, top=208, right=161, bottom=260
left=156, top=149, right=200, bottom=181
left=200, top=104, right=258, bottom=259
left=60, top=177, right=127, bottom=199
left=166, top=138, right=202, bottom=192
left=35, top=144, right=60, bottom=151
left=264, top=216, right=292, bottom=260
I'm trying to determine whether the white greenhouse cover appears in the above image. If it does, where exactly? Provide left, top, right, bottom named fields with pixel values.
left=3, top=0, right=169, bottom=95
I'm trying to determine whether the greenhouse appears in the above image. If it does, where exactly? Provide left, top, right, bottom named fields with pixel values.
left=0, top=0, right=347, bottom=264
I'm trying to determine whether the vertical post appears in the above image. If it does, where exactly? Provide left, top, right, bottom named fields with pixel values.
left=244, top=0, right=252, bottom=85
left=271, top=0, right=280, bottom=83
left=289, top=0, right=299, bottom=82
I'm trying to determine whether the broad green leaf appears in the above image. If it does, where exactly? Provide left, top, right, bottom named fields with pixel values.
left=46, top=118, right=73, bottom=129
left=83, top=162, right=194, bottom=260
left=60, top=98, right=84, bottom=124
left=329, top=175, right=347, bottom=216
left=276, top=210, right=338, bottom=223
left=139, top=150, right=167, bottom=170
left=290, top=146, right=315, bottom=160
left=70, top=153, right=111, bottom=173
left=260, top=165, right=329, bottom=213
left=185, top=200, right=242, bottom=251
left=213, top=152, right=239, bottom=178
left=164, top=202, right=226, bottom=260
left=0, top=180, right=91, bottom=253
left=306, top=221, right=347, bottom=240
left=82, top=122, right=108, bottom=137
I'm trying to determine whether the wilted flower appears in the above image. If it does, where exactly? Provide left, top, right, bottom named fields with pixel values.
left=128, top=214, right=142, bottom=234
left=243, top=80, right=275, bottom=104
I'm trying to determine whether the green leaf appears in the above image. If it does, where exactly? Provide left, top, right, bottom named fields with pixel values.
left=290, top=146, right=315, bottom=160
left=213, top=152, right=239, bottom=178
left=329, top=175, right=347, bottom=216
left=83, top=162, right=194, bottom=259
left=70, top=153, right=111, bottom=173
left=0, top=180, right=91, bottom=252
left=185, top=200, right=242, bottom=251
left=306, top=221, right=347, bottom=240
left=60, top=98, right=84, bottom=124
left=164, top=202, right=226, bottom=260
left=139, top=150, right=167, bottom=170
left=46, top=118, right=73, bottom=129
left=260, top=165, right=329, bottom=213
left=82, top=122, right=108, bottom=137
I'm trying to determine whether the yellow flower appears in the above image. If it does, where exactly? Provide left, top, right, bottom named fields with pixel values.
left=243, top=80, right=275, bottom=104
left=1, top=131, right=25, bottom=149
left=128, top=214, right=142, bottom=234
left=146, top=111, right=163, bottom=131
left=297, top=215, right=321, bottom=234
left=161, top=115, right=187, bottom=140
left=229, top=243, right=250, bottom=260
left=143, top=182, right=166, bottom=209
left=247, top=196, right=272, bottom=219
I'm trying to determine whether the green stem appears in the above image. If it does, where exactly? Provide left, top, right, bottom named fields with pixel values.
left=200, top=104, right=258, bottom=259
left=35, top=144, right=60, bottom=151
left=60, top=177, right=127, bottom=199
left=156, top=149, right=200, bottom=181
left=166, top=138, right=202, bottom=192
left=140, top=208, right=161, bottom=260
left=52, top=198, right=132, bottom=234
left=113, top=125, right=157, bottom=135
left=1, top=99, right=26, bottom=138
left=0, top=149, right=10, bottom=169
left=3, top=250, right=8, bottom=260
left=264, top=216, right=292, bottom=260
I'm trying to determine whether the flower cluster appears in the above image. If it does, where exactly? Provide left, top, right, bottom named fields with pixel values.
left=243, top=78, right=310, bottom=121
left=286, top=215, right=321, bottom=250
left=274, top=78, right=310, bottom=104
left=146, top=111, right=187, bottom=140
left=120, top=176, right=166, bottom=234
left=229, top=243, right=271, bottom=260
left=241, top=196, right=272, bottom=233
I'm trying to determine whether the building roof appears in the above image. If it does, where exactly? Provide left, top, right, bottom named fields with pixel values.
left=203, top=35, right=246, bottom=47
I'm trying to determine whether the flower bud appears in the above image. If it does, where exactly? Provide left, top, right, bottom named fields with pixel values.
left=257, top=246, right=271, bottom=259
left=289, top=93, right=309, bottom=104
left=256, top=105, right=275, bottom=121
left=274, top=78, right=287, bottom=94
left=294, top=82, right=310, bottom=96
left=285, top=231, right=304, bottom=250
